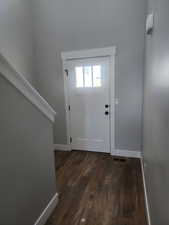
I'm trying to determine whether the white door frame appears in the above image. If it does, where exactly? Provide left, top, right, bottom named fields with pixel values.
left=61, top=46, right=116, bottom=154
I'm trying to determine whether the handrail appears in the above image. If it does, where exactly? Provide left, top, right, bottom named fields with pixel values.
left=0, top=52, right=56, bottom=123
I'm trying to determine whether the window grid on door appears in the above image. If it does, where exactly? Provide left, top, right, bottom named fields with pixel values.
left=75, top=65, right=102, bottom=88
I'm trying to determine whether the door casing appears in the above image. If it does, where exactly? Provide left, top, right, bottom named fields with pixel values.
left=61, top=46, right=116, bottom=154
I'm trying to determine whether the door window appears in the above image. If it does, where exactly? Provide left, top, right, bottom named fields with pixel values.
left=75, top=65, right=102, bottom=88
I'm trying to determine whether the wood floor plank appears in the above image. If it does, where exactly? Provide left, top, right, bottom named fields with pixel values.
left=46, top=151, right=147, bottom=225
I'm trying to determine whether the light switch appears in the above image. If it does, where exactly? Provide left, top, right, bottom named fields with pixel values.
left=146, top=13, right=154, bottom=35
left=115, top=98, right=119, bottom=105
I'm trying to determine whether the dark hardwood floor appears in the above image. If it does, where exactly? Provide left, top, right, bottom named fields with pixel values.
left=46, top=151, right=147, bottom=225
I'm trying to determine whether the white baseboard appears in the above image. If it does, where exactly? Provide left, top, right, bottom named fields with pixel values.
left=54, top=144, right=71, bottom=151
left=34, top=193, right=59, bottom=225
left=141, top=159, right=151, bottom=225
left=111, top=149, right=141, bottom=158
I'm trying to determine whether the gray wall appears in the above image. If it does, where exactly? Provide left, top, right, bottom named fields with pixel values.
left=33, top=0, right=146, bottom=150
left=0, top=0, right=35, bottom=85
left=0, top=75, right=56, bottom=225
left=143, top=0, right=169, bottom=224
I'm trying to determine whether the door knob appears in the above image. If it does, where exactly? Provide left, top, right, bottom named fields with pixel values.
left=105, top=111, right=109, bottom=115
left=105, top=104, right=109, bottom=108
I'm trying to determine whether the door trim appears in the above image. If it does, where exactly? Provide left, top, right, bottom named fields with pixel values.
left=61, top=46, right=116, bottom=154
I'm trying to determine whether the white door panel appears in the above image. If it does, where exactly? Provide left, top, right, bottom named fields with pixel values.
left=67, top=57, right=110, bottom=153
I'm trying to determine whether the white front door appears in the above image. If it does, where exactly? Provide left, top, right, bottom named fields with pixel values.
left=67, top=57, right=111, bottom=153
